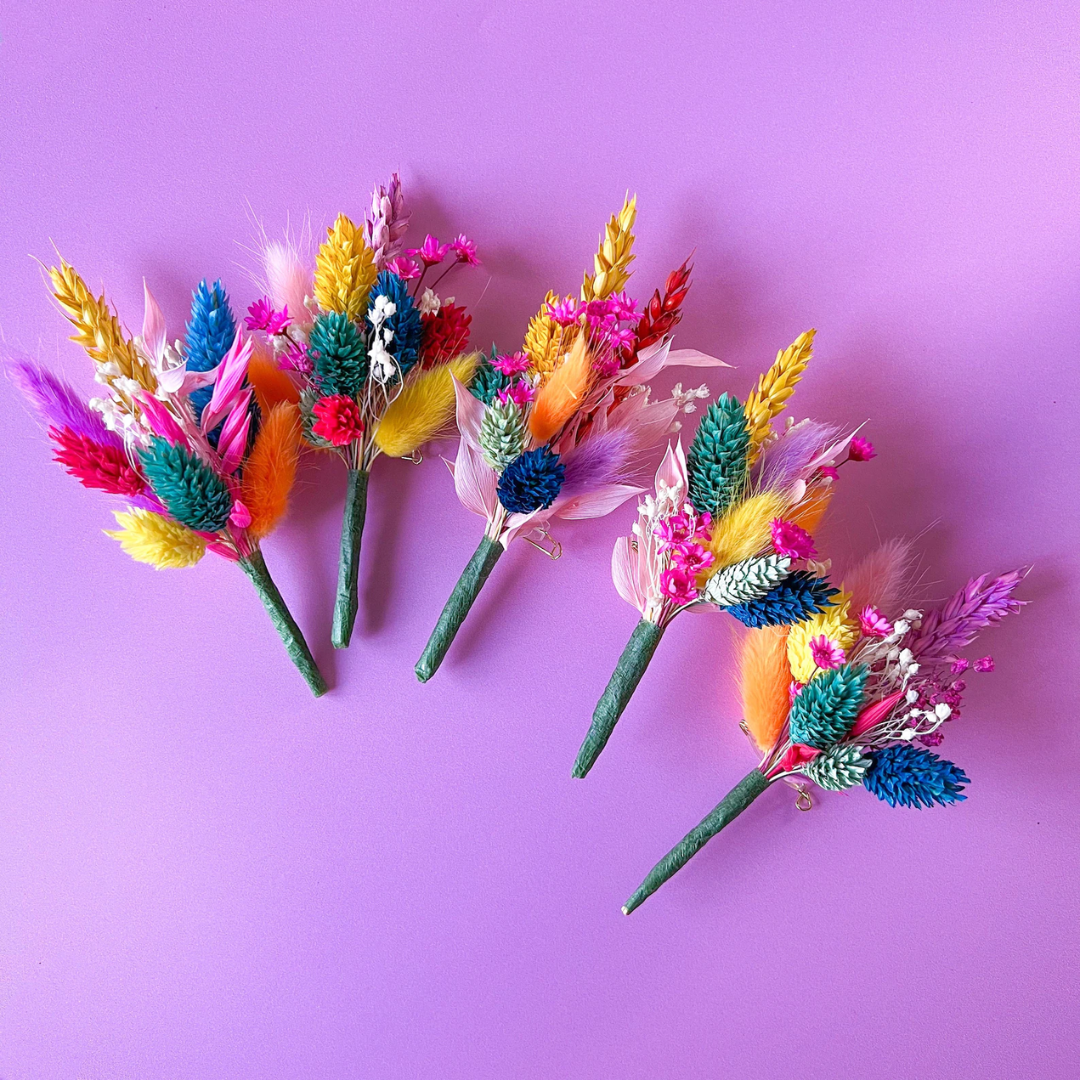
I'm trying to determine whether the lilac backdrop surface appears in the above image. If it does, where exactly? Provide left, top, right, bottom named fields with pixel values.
left=1, top=2, right=1078, bottom=1077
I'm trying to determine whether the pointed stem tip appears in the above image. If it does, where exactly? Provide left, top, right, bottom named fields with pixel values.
left=240, top=549, right=327, bottom=697
left=331, top=468, right=370, bottom=650
left=573, top=619, right=665, bottom=778
left=623, top=768, right=771, bottom=913
left=415, top=536, right=503, bottom=683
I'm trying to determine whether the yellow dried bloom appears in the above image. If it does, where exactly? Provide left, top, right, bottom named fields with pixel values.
left=48, top=260, right=155, bottom=393
left=581, top=195, right=637, bottom=301
left=786, top=589, right=860, bottom=683
left=314, top=213, right=377, bottom=322
left=743, top=329, right=816, bottom=462
left=524, top=292, right=578, bottom=385
left=105, top=508, right=206, bottom=569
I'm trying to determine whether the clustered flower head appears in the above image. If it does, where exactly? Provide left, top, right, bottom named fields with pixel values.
left=770, top=517, right=816, bottom=561
left=407, top=234, right=450, bottom=266
left=449, top=234, right=479, bottom=266
left=311, top=394, right=364, bottom=446
left=656, top=506, right=714, bottom=608
left=386, top=257, right=420, bottom=280
left=492, top=351, right=530, bottom=377
left=848, top=436, right=876, bottom=462
left=546, top=296, right=578, bottom=327
left=496, top=379, right=536, bottom=408
left=245, top=297, right=291, bottom=336
left=858, top=604, right=893, bottom=638
left=809, top=635, right=846, bottom=671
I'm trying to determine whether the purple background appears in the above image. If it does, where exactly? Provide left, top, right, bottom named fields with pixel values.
left=1, top=2, right=1078, bottom=1076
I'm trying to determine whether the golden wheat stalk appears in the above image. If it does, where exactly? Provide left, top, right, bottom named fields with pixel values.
left=742, top=328, right=816, bottom=461
left=313, top=213, right=377, bottom=322
left=48, top=260, right=155, bottom=392
left=524, top=292, right=580, bottom=385
left=581, top=195, right=637, bottom=301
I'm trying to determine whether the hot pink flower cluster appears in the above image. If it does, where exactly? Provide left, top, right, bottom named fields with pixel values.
left=404, top=233, right=479, bottom=268
left=858, top=604, right=893, bottom=638
left=245, top=297, right=291, bottom=336
left=770, top=517, right=816, bottom=561
left=497, top=380, right=536, bottom=408
left=492, top=352, right=530, bottom=377
left=809, top=635, right=846, bottom=670
left=657, top=508, right=714, bottom=607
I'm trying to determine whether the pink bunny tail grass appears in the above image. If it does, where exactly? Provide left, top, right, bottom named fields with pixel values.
left=844, top=538, right=917, bottom=620
left=7, top=353, right=119, bottom=446
left=264, top=240, right=313, bottom=326
left=908, top=568, right=1028, bottom=662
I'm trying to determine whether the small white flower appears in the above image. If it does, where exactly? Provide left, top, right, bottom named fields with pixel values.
left=893, top=619, right=910, bottom=636
left=906, top=663, right=919, bottom=677
left=887, top=648, right=900, bottom=662
left=898, top=648, right=913, bottom=665
left=370, top=295, right=397, bottom=328
left=382, top=327, right=395, bottom=345
left=900, top=728, right=917, bottom=741
left=934, top=703, right=952, bottom=720
left=906, top=689, right=919, bottom=704
left=903, top=609, right=922, bottom=622
left=417, top=288, right=441, bottom=316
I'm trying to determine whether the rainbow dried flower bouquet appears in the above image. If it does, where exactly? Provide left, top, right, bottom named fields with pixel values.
left=573, top=331, right=877, bottom=777
left=246, top=173, right=483, bottom=648
left=623, top=544, right=1026, bottom=914
left=11, top=264, right=325, bottom=694
left=414, top=196, right=730, bottom=682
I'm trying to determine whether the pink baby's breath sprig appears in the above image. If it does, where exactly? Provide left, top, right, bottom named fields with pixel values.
left=848, top=435, right=876, bottom=461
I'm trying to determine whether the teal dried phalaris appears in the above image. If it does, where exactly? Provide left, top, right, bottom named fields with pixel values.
left=686, top=394, right=750, bottom=517
left=469, top=347, right=512, bottom=405
left=788, top=663, right=868, bottom=748
left=139, top=437, right=234, bottom=532
left=309, top=312, right=367, bottom=396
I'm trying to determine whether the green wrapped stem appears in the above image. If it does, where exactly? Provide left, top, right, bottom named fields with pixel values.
left=415, top=535, right=504, bottom=683
left=331, top=467, right=369, bottom=650
left=572, top=618, right=666, bottom=778
left=623, top=768, right=770, bottom=915
left=240, top=549, right=327, bottom=698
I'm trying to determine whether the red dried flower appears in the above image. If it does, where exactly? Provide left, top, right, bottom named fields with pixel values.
left=311, top=395, right=364, bottom=446
left=50, top=425, right=144, bottom=495
left=635, top=258, right=693, bottom=353
left=419, top=303, right=472, bottom=368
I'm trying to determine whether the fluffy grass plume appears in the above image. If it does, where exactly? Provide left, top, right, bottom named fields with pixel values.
left=374, top=352, right=480, bottom=458
left=48, top=260, right=155, bottom=392
left=743, top=329, right=815, bottom=460
left=242, top=402, right=301, bottom=540
left=581, top=195, right=637, bottom=301
left=105, top=508, right=206, bottom=569
left=706, top=489, right=788, bottom=573
left=314, top=213, right=377, bottom=322
left=529, top=334, right=591, bottom=444
left=844, top=539, right=916, bottom=622
left=247, top=348, right=300, bottom=415
left=787, top=589, right=859, bottom=683
left=739, top=626, right=792, bottom=752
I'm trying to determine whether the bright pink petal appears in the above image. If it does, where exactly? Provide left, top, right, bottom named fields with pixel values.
left=136, top=391, right=185, bottom=445
left=201, top=335, right=253, bottom=434
left=850, top=691, right=905, bottom=738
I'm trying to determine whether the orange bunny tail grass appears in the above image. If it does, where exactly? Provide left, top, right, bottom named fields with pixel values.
left=739, top=626, right=792, bottom=752
left=528, top=333, right=591, bottom=444
left=248, top=348, right=300, bottom=415
left=242, top=402, right=302, bottom=540
left=787, top=483, right=832, bottom=535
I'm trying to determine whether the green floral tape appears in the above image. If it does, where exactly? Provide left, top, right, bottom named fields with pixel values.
left=240, top=549, right=327, bottom=697
left=415, top=536, right=504, bottom=683
left=572, top=618, right=665, bottom=778
left=623, top=768, right=770, bottom=914
left=331, top=467, right=369, bottom=650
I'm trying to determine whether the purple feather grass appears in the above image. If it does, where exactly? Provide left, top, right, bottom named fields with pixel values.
left=7, top=353, right=120, bottom=446
left=560, top=427, right=636, bottom=497
left=908, top=569, right=1027, bottom=661
left=755, top=420, right=838, bottom=489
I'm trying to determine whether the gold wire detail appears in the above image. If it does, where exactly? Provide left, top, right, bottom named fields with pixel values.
left=522, top=529, right=562, bottom=560
left=409, top=448, right=424, bottom=464
left=795, top=786, right=813, bottom=812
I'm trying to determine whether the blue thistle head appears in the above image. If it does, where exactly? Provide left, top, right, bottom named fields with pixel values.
left=367, top=271, right=422, bottom=377
left=185, top=280, right=237, bottom=422
left=497, top=447, right=565, bottom=514
left=139, top=437, right=234, bottom=532
left=863, top=744, right=969, bottom=808
left=725, top=571, right=838, bottom=628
